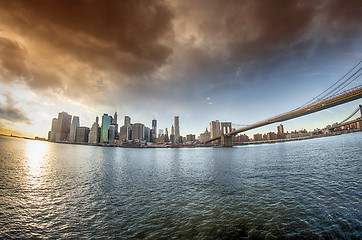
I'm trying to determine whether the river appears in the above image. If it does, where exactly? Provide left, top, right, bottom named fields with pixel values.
left=0, top=133, right=361, bottom=239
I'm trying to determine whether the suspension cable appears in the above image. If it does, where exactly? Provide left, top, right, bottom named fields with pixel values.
left=299, top=60, right=362, bottom=108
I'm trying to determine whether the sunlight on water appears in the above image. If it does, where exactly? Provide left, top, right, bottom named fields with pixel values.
left=0, top=134, right=361, bottom=239
left=23, top=139, right=50, bottom=211
left=25, top=140, right=48, bottom=179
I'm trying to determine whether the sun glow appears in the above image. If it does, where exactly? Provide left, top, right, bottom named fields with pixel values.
left=25, top=140, right=49, bottom=182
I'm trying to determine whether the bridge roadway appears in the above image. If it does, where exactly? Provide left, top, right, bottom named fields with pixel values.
left=206, top=85, right=362, bottom=143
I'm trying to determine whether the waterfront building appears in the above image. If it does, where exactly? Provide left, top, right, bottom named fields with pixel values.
left=119, top=125, right=130, bottom=141
left=253, top=133, right=262, bottom=141
left=234, top=134, right=249, bottom=142
left=109, top=125, right=116, bottom=144
left=267, top=132, right=277, bottom=140
left=357, top=121, right=362, bottom=129
left=155, top=134, right=168, bottom=143
left=277, top=124, right=284, bottom=135
left=69, top=116, right=80, bottom=142
left=88, top=117, right=100, bottom=144
left=210, top=120, right=221, bottom=139
left=49, top=118, right=58, bottom=142
left=186, top=134, right=195, bottom=142
left=158, top=129, right=164, bottom=137
left=277, top=124, right=286, bottom=139
left=174, top=116, right=180, bottom=144
left=101, top=114, right=111, bottom=143
left=144, top=127, right=151, bottom=142
left=55, top=112, right=72, bottom=142
left=198, top=128, right=210, bottom=142
left=286, top=130, right=311, bottom=139
left=132, top=123, right=144, bottom=141
left=75, top=126, right=90, bottom=143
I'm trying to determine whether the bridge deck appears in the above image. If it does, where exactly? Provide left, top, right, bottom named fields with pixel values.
left=206, top=85, right=362, bottom=143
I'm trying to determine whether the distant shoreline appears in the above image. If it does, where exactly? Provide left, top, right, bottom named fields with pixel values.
left=234, top=129, right=361, bottom=146
left=1, top=129, right=361, bottom=148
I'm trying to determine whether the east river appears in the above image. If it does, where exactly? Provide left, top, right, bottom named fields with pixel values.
left=0, top=133, right=361, bottom=239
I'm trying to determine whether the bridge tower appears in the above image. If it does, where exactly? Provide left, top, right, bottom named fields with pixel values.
left=221, top=122, right=233, bottom=147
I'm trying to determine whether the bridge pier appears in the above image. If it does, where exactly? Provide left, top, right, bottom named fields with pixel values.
left=221, top=122, right=233, bottom=147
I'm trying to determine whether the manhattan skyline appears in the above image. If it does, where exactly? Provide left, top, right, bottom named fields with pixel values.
left=0, top=0, right=361, bottom=138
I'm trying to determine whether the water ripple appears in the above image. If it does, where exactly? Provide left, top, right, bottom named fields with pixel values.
left=0, top=133, right=361, bottom=239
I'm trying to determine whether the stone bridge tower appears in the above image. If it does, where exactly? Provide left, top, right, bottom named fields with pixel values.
left=221, top=122, right=233, bottom=147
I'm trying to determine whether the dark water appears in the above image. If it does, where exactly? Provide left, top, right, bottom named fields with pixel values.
left=0, top=133, right=361, bottom=239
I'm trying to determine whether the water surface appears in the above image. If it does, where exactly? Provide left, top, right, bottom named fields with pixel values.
left=0, top=133, right=361, bottom=239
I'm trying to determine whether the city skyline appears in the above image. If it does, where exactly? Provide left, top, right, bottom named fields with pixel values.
left=0, top=0, right=361, bottom=138
left=43, top=105, right=361, bottom=147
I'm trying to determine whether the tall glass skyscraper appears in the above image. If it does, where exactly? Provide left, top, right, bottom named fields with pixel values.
left=101, top=114, right=111, bottom=143
left=174, top=116, right=180, bottom=144
left=69, top=116, right=79, bottom=142
left=152, top=119, right=157, bottom=140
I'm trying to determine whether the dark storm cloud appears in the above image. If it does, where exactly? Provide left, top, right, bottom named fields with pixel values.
left=164, top=0, right=362, bottom=93
left=0, top=94, right=30, bottom=123
left=0, top=0, right=173, bottom=77
left=0, top=37, right=29, bottom=80
left=0, top=37, right=63, bottom=90
left=0, top=0, right=361, bottom=105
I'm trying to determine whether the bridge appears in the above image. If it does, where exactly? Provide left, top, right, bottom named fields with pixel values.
left=329, top=104, right=362, bottom=131
left=206, top=61, right=362, bottom=146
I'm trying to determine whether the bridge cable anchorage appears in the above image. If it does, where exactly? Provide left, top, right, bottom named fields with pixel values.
left=299, top=60, right=362, bottom=108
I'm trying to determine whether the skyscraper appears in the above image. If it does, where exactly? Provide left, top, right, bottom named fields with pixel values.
left=55, top=112, right=72, bottom=142
left=277, top=124, right=284, bottom=135
left=88, top=116, right=100, bottom=144
left=132, top=123, right=144, bottom=141
left=113, top=112, right=118, bottom=124
left=170, top=124, right=175, bottom=143
left=158, top=129, right=164, bottom=137
left=277, top=124, right=286, bottom=139
left=198, top=128, right=210, bottom=142
left=164, top=128, right=169, bottom=142
left=69, top=116, right=80, bottom=142
left=210, top=120, right=221, bottom=139
left=111, top=112, right=119, bottom=137
left=119, top=125, right=130, bottom=141
left=152, top=119, right=157, bottom=140
left=109, top=125, right=116, bottom=144
left=144, top=126, right=150, bottom=142
left=124, top=116, right=131, bottom=126
left=49, top=118, right=58, bottom=142
left=101, top=114, right=111, bottom=143
left=174, top=116, right=180, bottom=144
left=75, top=126, right=90, bottom=143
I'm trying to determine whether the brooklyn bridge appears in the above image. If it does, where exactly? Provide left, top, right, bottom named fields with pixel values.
left=206, top=61, right=362, bottom=147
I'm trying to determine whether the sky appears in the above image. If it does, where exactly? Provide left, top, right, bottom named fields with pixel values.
left=0, top=0, right=361, bottom=138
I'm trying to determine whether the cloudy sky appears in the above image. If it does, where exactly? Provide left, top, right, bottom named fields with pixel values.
left=0, top=0, right=361, bottom=138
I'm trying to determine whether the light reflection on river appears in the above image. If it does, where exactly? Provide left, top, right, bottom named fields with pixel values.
left=0, top=133, right=361, bottom=239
